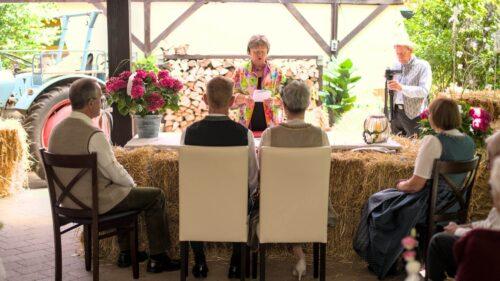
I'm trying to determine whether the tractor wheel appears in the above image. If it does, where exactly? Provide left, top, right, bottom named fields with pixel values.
left=24, top=84, right=113, bottom=180
left=23, top=85, right=72, bottom=179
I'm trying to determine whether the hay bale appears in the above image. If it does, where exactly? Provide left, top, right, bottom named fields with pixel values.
left=443, top=90, right=500, bottom=120
left=0, top=119, right=29, bottom=197
left=96, top=137, right=491, bottom=262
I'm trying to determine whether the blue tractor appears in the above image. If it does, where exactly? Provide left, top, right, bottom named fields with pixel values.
left=0, top=10, right=112, bottom=178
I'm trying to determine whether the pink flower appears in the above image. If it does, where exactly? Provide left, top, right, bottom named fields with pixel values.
left=105, top=77, right=127, bottom=93
left=135, top=69, right=148, bottom=79
left=402, top=250, right=416, bottom=261
left=173, top=80, right=183, bottom=91
left=401, top=236, right=418, bottom=250
left=158, top=70, right=169, bottom=79
left=159, top=77, right=175, bottom=88
left=469, top=108, right=482, bottom=119
left=147, top=71, right=157, bottom=83
left=472, top=118, right=489, bottom=132
left=146, top=92, right=165, bottom=112
left=469, top=107, right=492, bottom=122
left=420, top=109, right=430, bottom=120
left=118, top=71, right=132, bottom=81
left=132, top=76, right=143, bottom=86
left=131, top=85, right=144, bottom=99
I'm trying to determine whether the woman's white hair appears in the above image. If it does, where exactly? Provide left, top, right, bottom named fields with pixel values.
left=281, top=80, right=310, bottom=113
left=491, top=157, right=500, bottom=193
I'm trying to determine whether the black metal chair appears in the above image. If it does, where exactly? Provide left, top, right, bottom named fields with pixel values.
left=39, top=148, right=140, bottom=281
left=422, top=155, right=481, bottom=280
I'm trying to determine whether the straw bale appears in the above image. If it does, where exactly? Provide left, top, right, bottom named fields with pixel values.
left=0, top=119, right=29, bottom=198
left=97, top=137, right=492, bottom=262
left=444, top=90, right=500, bottom=120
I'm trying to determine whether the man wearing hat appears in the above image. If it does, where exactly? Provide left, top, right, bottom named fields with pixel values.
left=388, top=38, right=432, bottom=136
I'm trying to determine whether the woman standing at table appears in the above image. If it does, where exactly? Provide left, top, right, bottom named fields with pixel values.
left=232, top=34, right=285, bottom=135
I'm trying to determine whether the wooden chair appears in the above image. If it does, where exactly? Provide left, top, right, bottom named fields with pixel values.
left=256, top=146, right=331, bottom=281
left=39, top=148, right=140, bottom=281
left=422, top=155, right=481, bottom=280
left=179, top=146, right=249, bottom=281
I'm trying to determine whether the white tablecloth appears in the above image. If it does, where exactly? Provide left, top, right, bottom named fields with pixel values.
left=125, top=132, right=402, bottom=152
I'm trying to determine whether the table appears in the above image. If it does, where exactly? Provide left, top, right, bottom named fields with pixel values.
left=125, top=132, right=403, bottom=152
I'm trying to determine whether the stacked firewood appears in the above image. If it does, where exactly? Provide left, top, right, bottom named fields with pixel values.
left=162, top=58, right=320, bottom=132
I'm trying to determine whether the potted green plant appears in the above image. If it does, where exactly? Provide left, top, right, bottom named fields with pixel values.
left=319, top=58, right=361, bottom=126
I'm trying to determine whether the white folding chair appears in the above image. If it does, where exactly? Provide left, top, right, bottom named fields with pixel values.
left=257, top=146, right=331, bottom=281
left=179, top=145, right=249, bottom=281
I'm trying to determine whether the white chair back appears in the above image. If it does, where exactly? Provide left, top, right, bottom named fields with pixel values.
left=179, top=145, right=249, bottom=242
left=259, top=146, right=331, bottom=243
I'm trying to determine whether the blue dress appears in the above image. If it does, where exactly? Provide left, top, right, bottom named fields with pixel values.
left=353, top=133, right=475, bottom=279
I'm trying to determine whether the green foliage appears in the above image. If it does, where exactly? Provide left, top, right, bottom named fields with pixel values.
left=319, top=57, right=360, bottom=121
left=0, top=3, right=58, bottom=69
left=405, top=0, right=498, bottom=91
left=133, top=55, right=159, bottom=72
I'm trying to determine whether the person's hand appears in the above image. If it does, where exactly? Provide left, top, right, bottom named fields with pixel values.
left=387, top=80, right=403, bottom=91
left=396, top=179, right=407, bottom=190
left=444, top=222, right=459, bottom=234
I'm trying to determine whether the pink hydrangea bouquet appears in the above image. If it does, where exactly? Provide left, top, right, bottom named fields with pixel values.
left=105, top=69, right=182, bottom=117
left=419, top=101, right=493, bottom=148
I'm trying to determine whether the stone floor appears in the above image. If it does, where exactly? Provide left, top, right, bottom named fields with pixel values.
left=0, top=174, right=406, bottom=281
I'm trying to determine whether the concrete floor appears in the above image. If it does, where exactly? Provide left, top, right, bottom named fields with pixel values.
left=0, top=174, right=407, bottom=281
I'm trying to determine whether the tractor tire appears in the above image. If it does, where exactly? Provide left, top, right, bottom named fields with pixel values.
left=23, top=85, right=71, bottom=179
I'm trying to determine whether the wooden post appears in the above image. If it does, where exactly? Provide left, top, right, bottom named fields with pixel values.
left=331, top=0, right=339, bottom=57
left=107, top=0, right=133, bottom=146
left=144, top=0, right=152, bottom=55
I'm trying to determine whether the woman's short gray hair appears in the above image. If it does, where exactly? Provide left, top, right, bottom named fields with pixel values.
left=247, top=34, right=270, bottom=53
left=281, top=80, right=310, bottom=114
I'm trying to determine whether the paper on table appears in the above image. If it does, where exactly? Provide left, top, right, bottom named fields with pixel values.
left=252, top=90, right=272, bottom=102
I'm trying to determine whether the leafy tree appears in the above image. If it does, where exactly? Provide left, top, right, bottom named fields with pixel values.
left=404, top=0, right=498, bottom=91
left=0, top=3, right=58, bottom=69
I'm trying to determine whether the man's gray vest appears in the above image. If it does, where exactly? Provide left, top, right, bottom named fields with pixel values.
left=48, top=117, right=131, bottom=214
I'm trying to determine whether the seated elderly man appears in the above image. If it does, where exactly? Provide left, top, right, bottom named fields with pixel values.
left=48, top=78, right=180, bottom=273
left=257, top=80, right=334, bottom=280
left=426, top=132, right=500, bottom=281
left=180, top=76, right=259, bottom=279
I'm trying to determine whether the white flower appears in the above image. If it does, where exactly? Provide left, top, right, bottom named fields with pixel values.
left=470, top=41, right=478, bottom=50
left=457, top=64, right=463, bottom=70
left=485, top=84, right=493, bottom=90
left=456, top=51, right=463, bottom=58
left=485, top=27, right=490, bottom=32
left=489, top=67, right=494, bottom=73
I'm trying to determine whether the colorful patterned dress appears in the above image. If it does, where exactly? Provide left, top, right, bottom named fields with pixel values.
left=232, top=61, right=285, bottom=129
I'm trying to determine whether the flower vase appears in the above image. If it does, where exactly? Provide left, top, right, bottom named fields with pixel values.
left=134, top=115, right=162, bottom=138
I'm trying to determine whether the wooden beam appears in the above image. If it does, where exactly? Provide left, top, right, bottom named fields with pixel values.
left=0, top=0, right=404, bottom=4
left=150, top=1, right=205, bottom=51
left=283, top=2, right=331, bottom=55
left=92, top=1, right=146, bottom=53
left=331, top=0, right=339, bottom=57
left=106, top=0, right=133, bottom=146
left=163, top=54, right=321, bottom=60
left=144, top=0, right=152, bottom=54
left=338, top=4, right=388, bottom=51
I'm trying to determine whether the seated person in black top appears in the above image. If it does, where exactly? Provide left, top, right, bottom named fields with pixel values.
left=180, top=76, right=259, bottom=279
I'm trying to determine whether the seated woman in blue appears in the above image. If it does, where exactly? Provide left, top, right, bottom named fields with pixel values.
left=353, top=98, right=475, bottom=279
